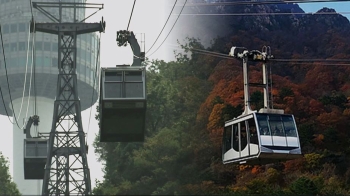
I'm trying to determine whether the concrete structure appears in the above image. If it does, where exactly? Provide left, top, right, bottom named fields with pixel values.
left=0, top=0, right=99, bottom=194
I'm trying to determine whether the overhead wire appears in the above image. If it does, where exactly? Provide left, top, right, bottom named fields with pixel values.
left=183, top=0, right=350, bottom=6
left=168, top=44, right=350, bottom=64
left=30, top=0, right=34, bottom=18
left=0, top=40, right=13, bottom=124
left=175, top=11, right=350, bottom=16
left=29, top=0, right=39, bottom=136
left=146, top=0, right=188, bottom=58
left=145, top=0, right=178, bottom=54
left=0, top=0, right=35, bottom=130
left=32, top=24, right=39, bottom=137
left=86, top=33, right=101, bottom=144
left=127, top=0, right=136, bottom=31
left=0, top=25, right=23, bottom=129
left=15, top=23, right=34, bottom=126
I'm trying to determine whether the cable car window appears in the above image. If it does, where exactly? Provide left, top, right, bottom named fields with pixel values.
left=269, top=121, right=284, bottom=136
left=256, top=114, right=270, bottom=136
left=105, top=72, right=122, bottom=82
left=125, top=71, right=142, bottom=81
left=104, top=83, right=122, bottom=98
left=248, top=119, right=258, bottom=145
left=26, top=142, right=36, bottom=157
left=240, top=122, right=248, bottom=150
left=268, top=116, right=285, bottom=136
left=125, top=83, right=143, bottom=98
left=233, top=124, right=239, bottom=151
left=224, top=125, right=232, bottom=153
left=282, top=116, right=297, bottom=137
left=37, top=142, right=47, bottom=157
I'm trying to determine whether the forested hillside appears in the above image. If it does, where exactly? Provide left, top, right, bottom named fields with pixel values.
left=93, top=2, right=350, bottom=195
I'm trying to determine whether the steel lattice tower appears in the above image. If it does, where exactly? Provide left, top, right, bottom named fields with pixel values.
left=30, top=2, right=105, bottom=195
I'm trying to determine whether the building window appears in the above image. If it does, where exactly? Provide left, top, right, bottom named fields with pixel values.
left=10, top=24, right=17, bottom=33
left=52, top=57, right=58, bottom=67
left=19, top=23, right=26, bottom=32
left=86, top=67, right=90, bottom=79
left=52, top=43, right=58, bottom=53
left=9, top=58, right=18, bottom=66
left=44, top=56, right=51, bottom=66
left=19, top=42, right=25, bottom=51
left=3, top=24, right=9, bottom=34
left=36, top=56, right=42, bottom=66
left=80, top=48, right=86, bottom=61
left=19, top=57, right=26, bottom=67
left=11, top=43, right=17, bottom=52
left=44, top=42, right=51, bottom=51
left=3, top=44, right=9, bottom=52
left=80, top=62, right=85, bottom=76
left=35, top=41, right=42, bottom=50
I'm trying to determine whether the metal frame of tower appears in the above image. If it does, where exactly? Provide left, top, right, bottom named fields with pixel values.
left=30, top=2, right=105, bottom=195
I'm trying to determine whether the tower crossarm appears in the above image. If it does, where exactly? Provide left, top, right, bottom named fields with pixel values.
left=30, top=22, right=105, bottom=35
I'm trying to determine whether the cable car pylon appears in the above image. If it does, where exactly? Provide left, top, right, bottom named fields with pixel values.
left=223, top=46, right=302, bottom=165
left=30, top=2, right=105, bottom=195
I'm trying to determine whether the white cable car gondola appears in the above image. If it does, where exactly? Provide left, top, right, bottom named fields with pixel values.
left=223, top=109, right=301, bottom=164
left=222, top=46, right=302, bottom=165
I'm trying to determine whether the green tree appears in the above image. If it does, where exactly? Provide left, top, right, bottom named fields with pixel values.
left=0, top=152, right=20, bottom=195
left=289, top=176, right=318, bottom=195
left=92, top=39, right=214, bottom=194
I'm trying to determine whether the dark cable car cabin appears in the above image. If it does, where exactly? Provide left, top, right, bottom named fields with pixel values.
left=99, top=65, right=146, bottom=142
left=23, top=115, right=48, bottom=179
left=24, top=138, right=48, bottom=179
left=23, top=115, right=49, bottom=180
left=222, top=110, right=302, bottom=165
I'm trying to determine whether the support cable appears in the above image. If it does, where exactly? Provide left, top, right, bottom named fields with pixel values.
left=86, top=33, right=101, bottom=144
left=183, top=0, right=350, bottom=7
left=146, top=0, right=178, bottom=54
left=15, top=23, right=33, bottom=125
left=30, top=0, right=34, bottom=19
left=0, top=25, right=23, bottom=129
left=32, top=27, right=39, bottom=137
left=127, top=0, right=136, bottom=31
left=175, top=11, right=350, bottom=16
left=147, top=0, right=187, bottom=58
left=170, top=44, right=350, bottom=63
left=22, top=23, right=35, bottom=131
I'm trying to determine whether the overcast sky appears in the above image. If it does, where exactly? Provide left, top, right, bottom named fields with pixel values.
left=0, top=0, right=349, bottom=191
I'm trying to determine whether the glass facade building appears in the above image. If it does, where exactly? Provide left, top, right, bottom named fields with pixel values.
left=0, top=0, right=100, bottom=114
left=0, top=0, right=100, bottom=194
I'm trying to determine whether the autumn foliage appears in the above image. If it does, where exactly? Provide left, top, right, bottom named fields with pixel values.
left=93, top=4, right=350, bottom=196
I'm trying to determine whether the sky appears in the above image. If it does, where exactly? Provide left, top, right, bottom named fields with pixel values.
left=299, top=2, right=350, bottom=20
left=0, top=0, right=349, bottom=193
